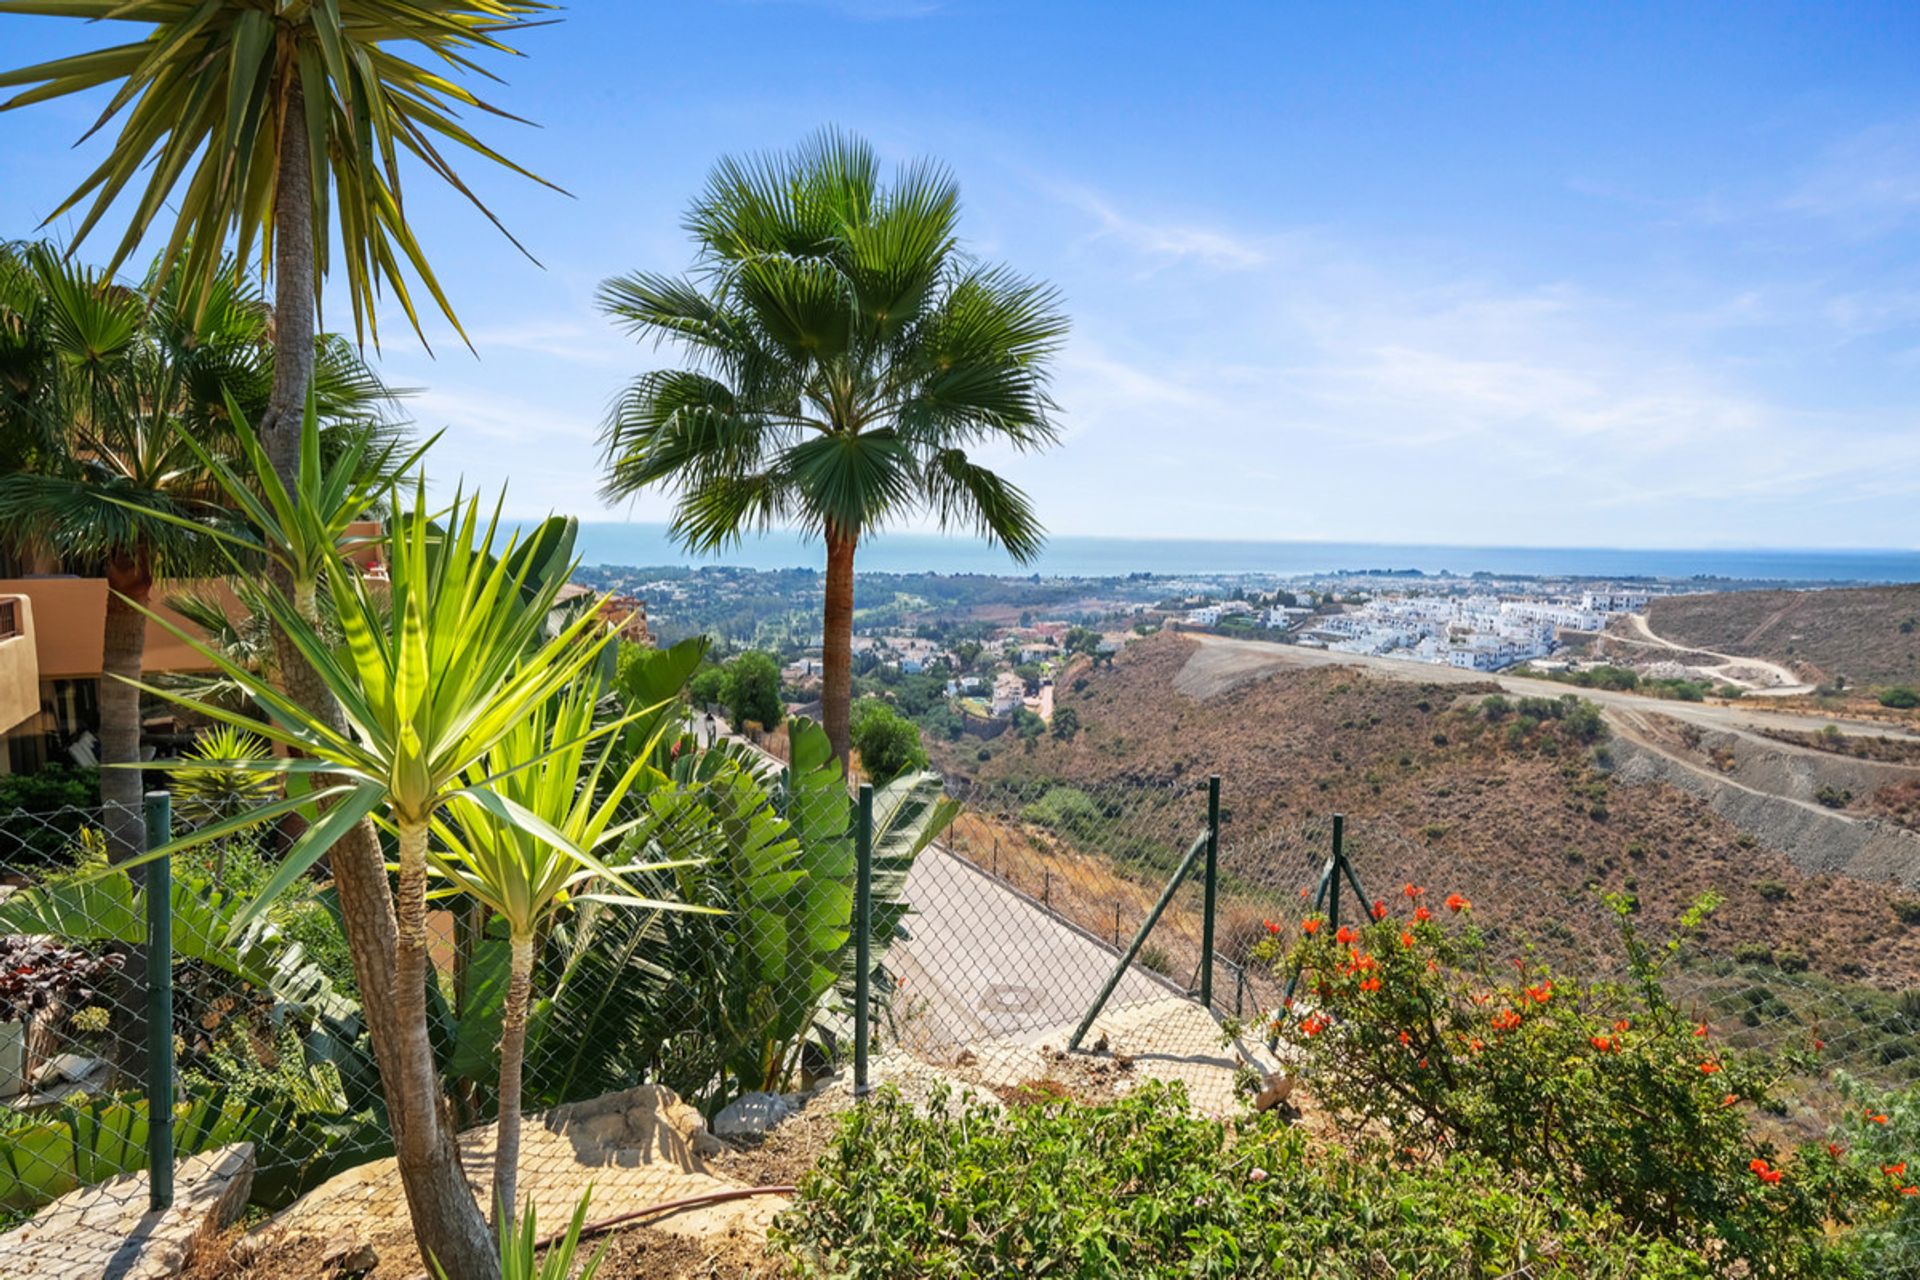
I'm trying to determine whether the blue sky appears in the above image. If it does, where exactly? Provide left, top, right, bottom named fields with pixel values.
left=4, top=1, right=1919, bottom=553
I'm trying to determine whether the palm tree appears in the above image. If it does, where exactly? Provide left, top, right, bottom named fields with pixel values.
left=435, top=680, right=704, bottom=1228
left=598, top=129, right=1069, bottom=768
left=0, top=244, right=388, bottom=858
left=3, top=11, right=555, bottom=1268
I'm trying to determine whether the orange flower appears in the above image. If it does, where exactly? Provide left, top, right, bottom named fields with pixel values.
left=1417, top=1056, right=1428, bottom=1069
left=1299, top=887, right=1310, bottom=899
left=1263, top=919, right=1280, bottom=935
left=1694, top=1023, right=1710, bottom=1038
left=1699, top=1060, right=1721, bottom=1075
left=1445, top=893, right=1471, bottom=913
left=1612, top=1018, right=1631, bottom=1033
left=1300, top=1014, right=1328, bottom=1037
left=1813, top=1037, right=1825, bottom=1052
left=1468, top=1037, right=1484, bottom=1052
left=1749, top=1158, right=1770, bottom=1174
left=1303, top=918, right=1322, bottom=936
left=1870, top=1111, right=1891, bottom=1125
left=1400, top=930, right=1416, bottom=948
left=1903, top=1186, right=1919, bottom=1197
left=1414, top=906, right=1432, bottom=922
left=1360, top=975, right=1382, bottom=993
left=1828, top=1143, right=1845, bottom=1159
left=1722, top=1094, right=1738, bottom=1107
left=1590, top=1035, right=1615, bottom=1053
left=1525, top=981, right=1553, bottom=1004
left=1749, top=1157, right=1783, bottom=1184
left=1371, top=900, right=1389, bottom=921
left=1398, top=1030, right=1412, bottom=1046
left=1335, top=925, right=1357, bottom=945
left=1491, top=1009, right=1522, bottom=1032
left=1886, top=1162, right=1909, bottom=1178
left=1403, top=883, right=1425, bottom=899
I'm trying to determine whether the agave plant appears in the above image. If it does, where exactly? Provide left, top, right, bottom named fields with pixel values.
left=433, top=679, right=710, bottom=1228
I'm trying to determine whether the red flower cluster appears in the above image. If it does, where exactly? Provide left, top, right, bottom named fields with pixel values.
left=1524, top=980, right=1553, bottom=1004
left=1445, top=893, right=1471, bottom=913
left=1335, top=925, right=1357, bottom=945
left=1749, top=1157, right=1783, bottom=1185
left=1884, top=1162, right=1908, bottom=1178
left=1699, top=1060, right=1721, bottom=1075
left=1590, top=1035, right=1616, bottom=1053
left=1868, top=1110, right=1891, bottom=1125
left=1413, top=905, right=1432, bottom=922
left=1371, top=900, right=1389, bottom=920
left=1399, top=930, right=1416, bottom=948
left=1300, top=1014, right=1328, bottom=1037
left=1491, top=1008, right=1522, bottom=1032
left=1303, top=918, right=1322, bottom=936
left=1359, top=975, right=1382, bottom=993
left=1403, top=883, right=1424, bottom=899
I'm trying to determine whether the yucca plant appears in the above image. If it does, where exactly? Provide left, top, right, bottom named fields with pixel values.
left=433, top=1186, right=610, bottom=1280
left=434, top=680, right=709, bottom=1228
left=117, top=483, right=622, bottom=1276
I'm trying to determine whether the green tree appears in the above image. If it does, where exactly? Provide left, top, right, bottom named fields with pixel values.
left=690, top=666, right=728, bottom=710
left=851, top=700, right=929, bottom=784
left=1050, top=707, right=1081, bottom=741
left=3, top=8, right=557, bottom=1267
left=596, top=129, right=1068, bottom=769
left=724, top=650, right=785, bottom=731
left=1064, top=626, right=1100, bottom=656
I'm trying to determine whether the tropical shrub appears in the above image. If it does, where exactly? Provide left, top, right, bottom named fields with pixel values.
left=723, top=650, right=784, bottom=731
left=1257, top=891, right=1904, bottom=1273
left=774, top=1080, right=1737, bottom=1278
left=0, top=767, right=101, bottom=867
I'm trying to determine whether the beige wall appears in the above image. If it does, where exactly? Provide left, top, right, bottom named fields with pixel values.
left=0, top=595, right=37, bottom=733
left=0, top=578, right=230, bottom=680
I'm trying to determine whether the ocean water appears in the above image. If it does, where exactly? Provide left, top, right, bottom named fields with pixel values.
left=571, top=523, right=1920, bottom=585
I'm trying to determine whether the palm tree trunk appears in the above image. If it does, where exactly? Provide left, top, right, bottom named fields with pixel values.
left=99, top=549, right=151, bottom=863
left=822, top=526, right=858, bottom=771
left=262, top=79, right=316, bottom=471
left=490, top=933, right=534, bottom=1230
left=261, top=82, right=499, bottom=1280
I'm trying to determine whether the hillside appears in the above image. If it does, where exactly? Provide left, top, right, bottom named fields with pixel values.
left=1647, top=585, right=1920, bottom=688
left=932, top=631, right=1920, bottom=995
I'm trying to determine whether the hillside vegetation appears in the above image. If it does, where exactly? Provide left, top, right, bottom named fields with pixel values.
left=1648, top=586, right=1920, bottom=688
left=936, top=632, right=1920, bottom=991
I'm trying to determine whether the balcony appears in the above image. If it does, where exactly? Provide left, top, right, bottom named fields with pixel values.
left=0, top=594, right=38, bottom=734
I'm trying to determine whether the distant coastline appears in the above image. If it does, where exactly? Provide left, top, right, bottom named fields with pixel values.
left=571, top=523, right=1920, bottom=584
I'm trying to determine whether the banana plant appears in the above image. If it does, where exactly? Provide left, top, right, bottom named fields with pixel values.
left=431, top=678, right=712, bottom=1229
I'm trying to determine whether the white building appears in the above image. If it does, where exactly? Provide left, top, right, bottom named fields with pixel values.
left=991, top=671, right=1026, bottom=716
left=1186, top=605, right=1222, bottom=626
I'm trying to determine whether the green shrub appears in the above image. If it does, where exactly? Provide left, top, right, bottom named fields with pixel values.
left=0, top=766, right=101, bottom=867
left=1753, top=879, right=1793, bottom=903
left=1893, top=897, right=1920, bottom=926
left=1879, top=687, right=1920, bottom=710
left=1816, top=785, right=1854, bottom=810
left=774, top=1081, right=1742, bottom=1278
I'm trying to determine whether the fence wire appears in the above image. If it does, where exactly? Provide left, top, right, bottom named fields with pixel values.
left=3, top=758, right=1920, bottom=1275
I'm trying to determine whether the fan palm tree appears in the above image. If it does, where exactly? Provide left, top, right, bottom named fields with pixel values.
left=435, top=680, right=706, bottom=1229
left=0, top=243, right=389, bottom=858
left=597, top=129, right=1069, bottom=769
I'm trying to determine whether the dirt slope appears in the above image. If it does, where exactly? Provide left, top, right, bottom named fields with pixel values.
left=1648, top=586, right=1920, bottom=688
left=937, top=632, right=1920, bottom=989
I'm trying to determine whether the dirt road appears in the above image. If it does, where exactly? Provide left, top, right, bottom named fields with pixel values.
left=1180, top=633, right=1912, bottom=741
left=1618, top=612, right=1814, bottom=696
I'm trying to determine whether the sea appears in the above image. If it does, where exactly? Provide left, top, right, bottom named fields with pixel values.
left=571, top=524, right=1920, bottom=585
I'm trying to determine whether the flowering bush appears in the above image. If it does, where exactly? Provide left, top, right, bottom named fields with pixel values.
left=1258, top=889, right=1905, bottom=1275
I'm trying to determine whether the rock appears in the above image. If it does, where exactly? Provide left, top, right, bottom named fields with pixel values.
left=1253, top=1072, right=1296, bottom=1113
left=713, top=1091, right=794, bottom=1137
left=320, top=1239, right=378, bottom=1275
left=0, top=1141, right=255, bottom=1279
left=1092, top=1032, right=1110, bottom=1053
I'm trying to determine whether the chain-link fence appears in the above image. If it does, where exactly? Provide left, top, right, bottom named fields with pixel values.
left=5, top=759, right=1920, bottom=1272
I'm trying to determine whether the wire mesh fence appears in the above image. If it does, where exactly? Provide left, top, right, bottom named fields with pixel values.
left=4, top=759, right=1920, bottom=1271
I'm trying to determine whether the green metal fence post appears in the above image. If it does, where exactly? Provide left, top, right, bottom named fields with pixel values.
left=143, top=790, right=174, bottom=1213
left=1200, top=775, right=1220, bottom=1009
left=1069, top=828, right=1210, bottom=1052
left=1327, top=814, right=1345, bottom=934
left=853, top=783, right=874, bottom=1096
